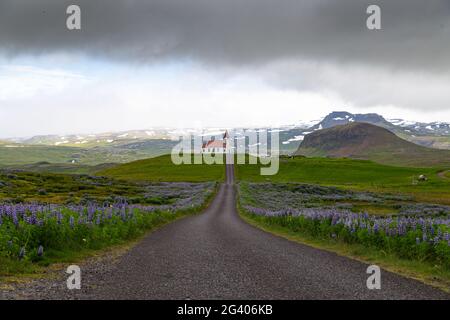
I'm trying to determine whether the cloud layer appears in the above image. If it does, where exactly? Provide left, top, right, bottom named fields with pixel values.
left=1, top=0, right=449, bottom=71
left=1, top=0, right=450, bottom=130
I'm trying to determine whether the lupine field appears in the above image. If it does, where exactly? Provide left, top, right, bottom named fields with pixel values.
left=0, top=169, right=216, bottom=274
left=238, top=182, right=450, bottom=269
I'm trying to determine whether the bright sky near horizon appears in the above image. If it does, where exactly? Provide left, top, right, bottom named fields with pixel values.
left=1, top=1, right=450, bottom=137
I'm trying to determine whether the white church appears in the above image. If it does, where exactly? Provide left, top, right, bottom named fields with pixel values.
left=201, top=131, right=231, bottom=154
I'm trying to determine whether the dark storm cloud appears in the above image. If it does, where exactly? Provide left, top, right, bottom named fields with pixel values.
left=1, top=0, right=450, bottom=71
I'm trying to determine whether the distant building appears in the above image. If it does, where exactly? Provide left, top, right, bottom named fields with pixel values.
left=202, top=131, right=231, bottom=154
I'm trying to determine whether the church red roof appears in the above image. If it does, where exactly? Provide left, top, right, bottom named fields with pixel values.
left=202, top=140, right=226, bottom=148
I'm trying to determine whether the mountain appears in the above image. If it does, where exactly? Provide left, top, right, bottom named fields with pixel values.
left=296, top=122, right=450, bottom=167
left=308, top=111, right=450, bottom=136
left=295, top=111, right=450, bottom=150
left=10, top=129, right=174, bottom=146
left=388, top=119, right=450, bottom=136
left=309, top=111, right=393, bottom=131
left=278, top=111, right=412, bottom=152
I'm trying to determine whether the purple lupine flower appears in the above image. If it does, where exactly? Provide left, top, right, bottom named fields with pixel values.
left=373, top=223, right=379, bottom=233
left=12, top=210, right=18, bottom=226
left=57, top=212, right=62, bottom=224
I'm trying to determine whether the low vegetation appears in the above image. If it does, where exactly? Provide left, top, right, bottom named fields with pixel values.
left=238, top=182, right=450, bottom=217
left=0, top=170, right=167, bottom=204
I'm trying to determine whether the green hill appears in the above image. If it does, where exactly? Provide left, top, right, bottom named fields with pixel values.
left=97, top=154, right=225, bottom=182
left=295, top=122, right=450, bottom=167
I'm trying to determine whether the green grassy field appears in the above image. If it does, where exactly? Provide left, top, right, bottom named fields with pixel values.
left=0, top=145, right=86, bottom=166
left=98, top=154, right=225, bottom=182
left=236, top=156, right=450, bottom=204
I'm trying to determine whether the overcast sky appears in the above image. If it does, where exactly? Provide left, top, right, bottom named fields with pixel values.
left=0, top=0, right=450, bottom=137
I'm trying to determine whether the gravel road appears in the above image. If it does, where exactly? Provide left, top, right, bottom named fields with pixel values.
left=2, top=164, right=449, bottom=299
